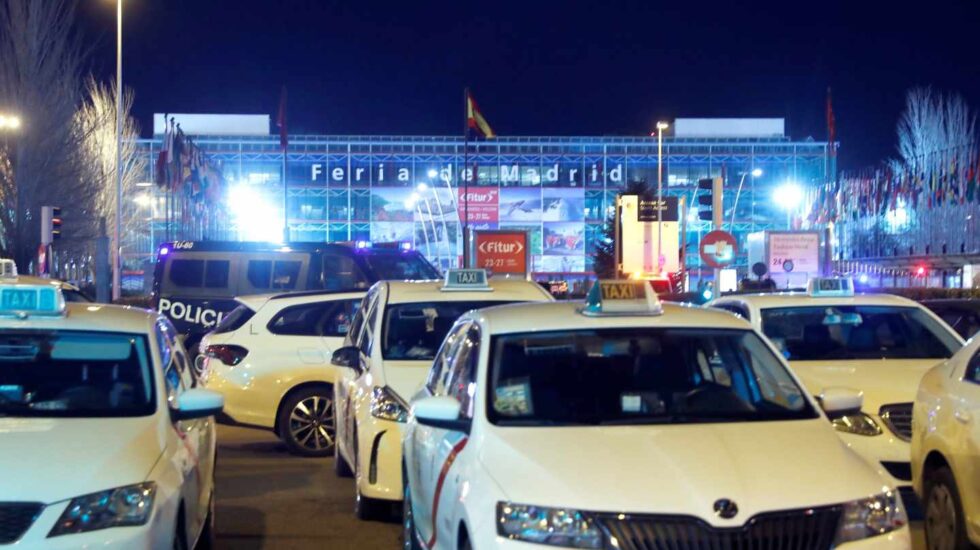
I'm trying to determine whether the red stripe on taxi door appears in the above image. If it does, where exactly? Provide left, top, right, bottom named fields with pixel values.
left=425, top=437, right=469, bottom=549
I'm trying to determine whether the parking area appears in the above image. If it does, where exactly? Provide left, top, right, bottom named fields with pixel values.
left=214, top=425, right=400, bottom=549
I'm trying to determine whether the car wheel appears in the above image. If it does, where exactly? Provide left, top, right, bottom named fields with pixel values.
left=194, top=492, right=215, bottom=550
left=403, top=472, right=421, bottom=550
left=924, top=466, right=970, bottom=550
left=277, top=387, right=335, bottom=457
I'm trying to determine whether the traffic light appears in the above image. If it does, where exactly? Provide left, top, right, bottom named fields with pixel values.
left=41, top=206, right=62, bottom=244
left=697, top=177, right=723, bottom=227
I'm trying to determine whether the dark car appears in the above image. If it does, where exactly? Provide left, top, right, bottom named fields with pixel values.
left=921, top=299, right=980, bottom=339
left=151, top=240, right=439, bottom=347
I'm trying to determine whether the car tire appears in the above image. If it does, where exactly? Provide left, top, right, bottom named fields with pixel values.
left=402, top=469, right=421, bottom=550
left=194, top=492, right=215, bottom=550
left=277, top=386, right=336, bottom=457
left=924, top=466, right=971, bottom=550
left=355, top=487, right=390, bottom=522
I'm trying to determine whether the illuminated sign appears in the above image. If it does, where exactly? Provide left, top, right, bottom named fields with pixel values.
left=474, top=231, right=529, bottom=275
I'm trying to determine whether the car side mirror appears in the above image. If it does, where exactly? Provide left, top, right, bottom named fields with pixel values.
left=171, top=388, right=224, bottom=421
left=412, top=396, right=471, bottom=433
left=331, top=346, right=361, bottom=369
left=818, top=387, right=863, bottom=419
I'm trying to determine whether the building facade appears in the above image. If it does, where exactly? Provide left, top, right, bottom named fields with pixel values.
left=127, top=125, right=831, bottom=287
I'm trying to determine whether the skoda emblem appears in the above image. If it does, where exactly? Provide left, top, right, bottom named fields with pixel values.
left=713, top=499, right=738, bottom=519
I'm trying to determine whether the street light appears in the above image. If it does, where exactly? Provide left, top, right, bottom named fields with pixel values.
left=730, top=168, right=763, bottom=229
left=0, top=115, right=21, bottom=130
left=655, top=121, right=669, bottom=274
left=111, top=0, right=123, bottom=300
left=773, top=181, right=803, bottom=228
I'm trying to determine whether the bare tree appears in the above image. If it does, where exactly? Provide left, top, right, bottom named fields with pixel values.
left=0, top=0, right=88, bottom=269
left=897, top=87, right=978, bottom=170
left=73, top=77, right=147, bottom=247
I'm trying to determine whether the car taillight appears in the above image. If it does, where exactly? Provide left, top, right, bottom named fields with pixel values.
left=205, top=345, right=249, bottom=366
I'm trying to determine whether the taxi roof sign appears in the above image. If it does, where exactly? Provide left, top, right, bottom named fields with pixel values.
left=442, top=268, right=492, bottom=292
left=0, top=259, right=17, bottom=279
left=0, top=284, right=66, bottom=318
left=580, top=280, right=663, bottom=317
left=807, top=277, right=855, bottom=298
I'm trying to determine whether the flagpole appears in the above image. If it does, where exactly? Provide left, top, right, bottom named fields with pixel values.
left=463, top=87, right=470, bottom=268
left=282, top=147, right=288, bottom=242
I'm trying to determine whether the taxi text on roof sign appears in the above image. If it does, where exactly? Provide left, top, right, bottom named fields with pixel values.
left=442, top=268, right=492, bottom=292
left=0, top=284, right=66, bottom=317
left=580, top=280, right=662, bottom=316
left=807, top=277, right=855, bottom=298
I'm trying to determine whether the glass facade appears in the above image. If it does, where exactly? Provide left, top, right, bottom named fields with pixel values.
left=127, top=135, right=831, bottom=280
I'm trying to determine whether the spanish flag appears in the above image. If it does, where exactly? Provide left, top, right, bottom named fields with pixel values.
left=466, top=91, right=495, bottom=138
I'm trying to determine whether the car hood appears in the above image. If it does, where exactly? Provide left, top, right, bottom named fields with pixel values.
left=380, top=360, right=431, bottom=401
left=479, top=420, right=888, bottom=526
left=789, top=359, right=944, bottom=412
left=0, top=417, right=164, bottom=503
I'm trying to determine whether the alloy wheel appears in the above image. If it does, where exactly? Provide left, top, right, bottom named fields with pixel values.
left=288, top=395, right=335, bottom=451
left=925, top=483, right=957, bottom=550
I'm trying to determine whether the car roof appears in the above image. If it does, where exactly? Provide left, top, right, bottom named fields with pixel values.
left=921, top=299, right=980, bottom=309
left=0, top=303, right=159, bottom=334
left=383, top=278, right=553, bottom=305
left=714, top=292, right=923, bottom=309
left=7, top=275, right=80, bottom=291
left=467, top=301, right=751, bottom=335
left=237, top=289, right=367, bottom=311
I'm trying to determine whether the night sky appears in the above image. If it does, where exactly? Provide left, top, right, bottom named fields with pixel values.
left=77, top=0, right=980, bottom=169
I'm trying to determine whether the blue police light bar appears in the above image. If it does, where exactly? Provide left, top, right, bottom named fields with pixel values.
left=0, top=284, right=66, bottom=318
left=807, top=277, right=855, bottom=298
left=580, top=280, right=663, bottom=317
left=442, top=269, right=492, bottom=292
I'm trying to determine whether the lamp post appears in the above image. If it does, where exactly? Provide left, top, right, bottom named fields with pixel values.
left=112, top=0, right=123, bottom=300
left=773, top=182, right=803, bottom=229
left=730, top=168, right=762, bottom=230
left=655, top=121, right=669, bottom=274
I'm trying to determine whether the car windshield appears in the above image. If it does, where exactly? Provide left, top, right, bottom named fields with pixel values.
left=383, top=301, right=514, bottom=360
left=363, top=253, right=440, bottom=281
left=488, top=328, right=816, bottom=426
left=0, top=330, right=154, bottom=417
left=760, top=305, right=961, bottom=361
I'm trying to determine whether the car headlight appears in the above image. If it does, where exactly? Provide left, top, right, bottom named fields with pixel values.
left=49, top=482, right=156, bottom=537
left=834, top=490, right=907, bottom=545
left=371, top=386, right=408, bottom=422
left=831, top=412, right=882, bottom=436
left=496, top=502, right=602, bottom=549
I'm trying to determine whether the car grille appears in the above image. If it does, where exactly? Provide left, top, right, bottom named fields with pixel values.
left=879, top=403, right=913, bottom=441
left=594, top=506, right=842, bottom=550
left=0, top=503, right=43, bottom=544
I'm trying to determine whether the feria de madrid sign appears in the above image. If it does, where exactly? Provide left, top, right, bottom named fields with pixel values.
left=310, top=162, right=628, bottom=185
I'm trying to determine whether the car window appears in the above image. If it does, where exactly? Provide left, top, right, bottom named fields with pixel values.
left=323, top=253, right=364, bottom=290
left=382, top=300, right=515, bottom=360
left=487, top=328, right=816, bottom=426
left=247, top=260, right=273, bottom=288
left=426, top=322, right=470, bottom=395
left=760, top=305, right=961, bottom=361
left=268, top=299, right=361, bottom=337
left=0, top=330, right=155, bottom=418
left=170, top=259, right=204, bottom=287
left=968, top=349, right=980, bottom=385
left=272, top=261, right=302, bottom=290
left=446, top=326, right=480, bottom=419
left=362, top=253, right=440, bottom=281
left=715, top=303, right=750, bottom=320
left=358, top=293, right=381, bottom=355
left=213, top=305, right=255, bottom=334
left=204, top=260, right=230, bottom=288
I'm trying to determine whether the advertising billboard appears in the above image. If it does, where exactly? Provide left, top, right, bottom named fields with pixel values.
left=474, top=230, right=529, bottom=275
left=456, top=188, right=499, bottom=223
left=619, top=194, right=680, bottom=274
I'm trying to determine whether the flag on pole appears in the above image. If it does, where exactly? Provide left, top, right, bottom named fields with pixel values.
left=277, top=86, right=288, bottom=151
left=466, top=91, right=495, bottom=138
left=826, top=87, right=836, bottom=157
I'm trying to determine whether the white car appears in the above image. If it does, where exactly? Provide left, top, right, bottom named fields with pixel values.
left=0, top=282, right=222, bottom=548
left=402, top=280, right=910, bottom=550
left=710, top=278, right=964, bottom=512
left=331, top=269, right=553, bottom=520
left=199, top=289, right=364, bottom=456
left=912, top=334, right=980, bottom=549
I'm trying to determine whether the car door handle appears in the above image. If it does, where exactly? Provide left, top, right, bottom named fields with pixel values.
left=955, top=409, right=973, bottom=424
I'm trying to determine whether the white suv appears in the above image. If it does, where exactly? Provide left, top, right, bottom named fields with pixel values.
left=199, top=289, right=364, bottom=456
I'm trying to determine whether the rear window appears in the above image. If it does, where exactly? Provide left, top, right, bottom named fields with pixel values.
left=382, top=301, right=514, bottom=360
left=213, top=305, right=255, bottom=334
left=0, top=330, right=154, bottom=417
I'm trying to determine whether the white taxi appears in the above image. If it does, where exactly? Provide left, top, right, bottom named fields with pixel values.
left=402, top=280, right=909, bottom=549
left=911, top=334, right=980, bottom=549
left=710, top=278, right=964, bottom=513
left=199, top=289, right=364, bottom=456
left=331, top=269, right=553, bottom=520
left=0, top=282, right=223, bottom=548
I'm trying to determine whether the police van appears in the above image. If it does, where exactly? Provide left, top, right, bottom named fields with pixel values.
left=151, top=241, right=439, bottom=347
